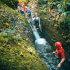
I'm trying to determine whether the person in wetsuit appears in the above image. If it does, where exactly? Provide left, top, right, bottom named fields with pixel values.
left=32, top=12, right=40, bottom=32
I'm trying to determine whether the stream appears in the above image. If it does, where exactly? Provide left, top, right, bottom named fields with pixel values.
left=25, top=10, right=68, bottom=70
left=26, top=12, right=59, bottom=70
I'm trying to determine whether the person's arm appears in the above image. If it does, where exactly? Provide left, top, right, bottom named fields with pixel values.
left=32, top=17, right=34, bottom=21
left=53, top=50, right=57, bottom=53
left=33, top=18, right=35, bottom=32
left=39, top=18, right=40, bottom=24
left=17, top=6, right=20, bottom=12
left=57, top=58, right=65, bottom=68
left=39, top=18, right=42, bottom=32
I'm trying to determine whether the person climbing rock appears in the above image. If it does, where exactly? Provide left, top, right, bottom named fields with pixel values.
left=53, top=42, right=65, bottom=69
left=22, top=4, right=26, bottom=16
left=17, top=3, right=22, bottom=13
left=27, top=9, right=31, bottom=17
left=26, top=6, right=28, bottom=13
left=25, top=6, right=28, bottom=18
left=32, top=12, right=42, bottom=32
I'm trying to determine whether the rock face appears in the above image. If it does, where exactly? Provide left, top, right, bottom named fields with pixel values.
left=0, top=2, right=49, bottom=70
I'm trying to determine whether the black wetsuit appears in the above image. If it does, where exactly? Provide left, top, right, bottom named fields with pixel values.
left=34, top=18, right=39, bottom=28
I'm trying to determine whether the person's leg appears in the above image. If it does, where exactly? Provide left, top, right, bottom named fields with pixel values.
left=24, top=11, right=26, bottom=16
left=33, top=25, right=35, bottom=32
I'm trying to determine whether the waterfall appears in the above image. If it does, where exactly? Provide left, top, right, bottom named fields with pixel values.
left=27, top=14, right=47, bottom=45
left=33, top=29, right=40, bottom=39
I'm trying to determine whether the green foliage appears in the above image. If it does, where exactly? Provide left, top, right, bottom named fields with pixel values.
left=1, top=0, right=18, bottom=9
left=37, top=0, right=70, bottom=56
left=38, top=0, right=48, bottom=4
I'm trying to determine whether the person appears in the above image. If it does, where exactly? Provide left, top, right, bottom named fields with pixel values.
left=27, top=9, right=31, bottom=17
left=22, top=4, right=26, bottom=16
left=25, top=6, right=28, bottom=18
left=53, top=42, right=65, bottom=68
left=25, top=6, right=28, bottom=13
left=17, top=3, right=22, bottom=13
left=32, top=12, right=41, bottom=32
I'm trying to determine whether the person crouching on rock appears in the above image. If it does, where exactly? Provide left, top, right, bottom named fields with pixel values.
left=53, top=42, right=65, bottom=68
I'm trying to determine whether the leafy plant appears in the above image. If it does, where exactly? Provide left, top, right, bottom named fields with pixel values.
left=1, top=0, right=18, bottom=9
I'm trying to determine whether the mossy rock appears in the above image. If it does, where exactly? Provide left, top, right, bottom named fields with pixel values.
left=0, top=3, right=49, bottom=70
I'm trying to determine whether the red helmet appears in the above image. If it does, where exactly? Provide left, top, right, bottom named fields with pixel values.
left=55, top=42, right=62, bottom=48
left=18, top=3, right=21, bottom=6
left=35, top=12, right=38, bottom=16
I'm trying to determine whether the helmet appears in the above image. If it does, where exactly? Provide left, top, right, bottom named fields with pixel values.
left=18, top=3, right=21, bottom=6
left=55, top=42, right=62, bottom=48
left=35, top=12, right=38, bottom=16
left=28, top=10, right=31, bottom=13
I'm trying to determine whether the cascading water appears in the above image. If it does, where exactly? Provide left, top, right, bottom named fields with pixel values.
left=27, top=14, right=47, bottom=45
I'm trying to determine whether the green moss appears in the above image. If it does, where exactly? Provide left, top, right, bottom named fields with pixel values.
left=0, top=3, right=49, bottom=70
left=0, top=0, right=18, bottom=9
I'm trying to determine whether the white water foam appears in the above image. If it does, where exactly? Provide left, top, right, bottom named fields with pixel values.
left=35, top=38, right=46, bottom=45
